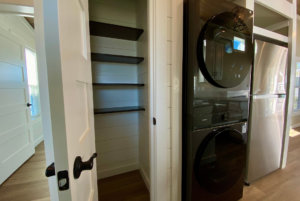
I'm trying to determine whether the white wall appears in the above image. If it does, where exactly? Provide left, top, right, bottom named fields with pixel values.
left=137, top=0, right=150, bottom=190
left=0, top=15, right=43, bottom=147
left=89, top=0, right=137, bottom=28
left=89, top=0, right=144, bottom=179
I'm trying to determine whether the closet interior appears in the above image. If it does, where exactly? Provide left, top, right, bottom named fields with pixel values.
left=88, top=0, right=150, bottom=191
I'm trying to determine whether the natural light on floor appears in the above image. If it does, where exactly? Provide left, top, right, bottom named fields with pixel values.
left=290, top=127, right=300, bottom=137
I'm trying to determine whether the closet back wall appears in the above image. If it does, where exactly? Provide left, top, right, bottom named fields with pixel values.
left=89, top=0, right=149, bottom=180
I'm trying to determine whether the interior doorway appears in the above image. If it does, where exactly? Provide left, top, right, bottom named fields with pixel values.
left=0, top=13, right=50, bottom=200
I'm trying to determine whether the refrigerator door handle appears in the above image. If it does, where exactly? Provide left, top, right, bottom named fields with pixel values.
left=252, top=95, right=279, bottom=99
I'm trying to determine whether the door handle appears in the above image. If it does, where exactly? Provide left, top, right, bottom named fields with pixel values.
left=45, top=162, right=55, bottom=177
left=27, top=103, right=32, bottom=107
left=73, top=153, right=97, bottom=179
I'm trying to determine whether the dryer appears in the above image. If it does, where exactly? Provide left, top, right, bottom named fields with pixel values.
left=182, top=0, right=254, bottom=200
left=190, top=122, right=248, bottom=201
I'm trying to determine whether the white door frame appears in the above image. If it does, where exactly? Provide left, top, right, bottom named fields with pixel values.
left=149, top=0, right=170, bottom=200
left=3, top=0, right=173, bottom=200
left=170, top=1, right=184, bottom=201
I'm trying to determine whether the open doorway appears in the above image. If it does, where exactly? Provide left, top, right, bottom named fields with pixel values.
left=88, top=0, right=150, bottom=199
left=0, top=13, right=50, bottom=200
left=1, top=0, right=154, bottom=200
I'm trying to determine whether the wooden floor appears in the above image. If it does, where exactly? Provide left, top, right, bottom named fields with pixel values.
left=0, top=142, right=149, bottom=201
left=240, top=128, right=300, bottom=201
left=0, top=142, right=50, bottom=201
left=2, top=130, right=300, bottom=201
left=98, top=170, right=150, bottom=201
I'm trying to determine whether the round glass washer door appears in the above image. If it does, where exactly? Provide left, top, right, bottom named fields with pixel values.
left=194, top=128, right=247, bottom=194
left=197, top=12, right=253, bottom=88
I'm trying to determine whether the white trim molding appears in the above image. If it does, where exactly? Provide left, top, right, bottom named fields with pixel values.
left=171, top=0, right=183, bottom=201
left=34, top=135, right=44, bottom=147
left=0, top=3, right=34, bottom=17
left=139, top=165, right=150, bottom=191
left=149, top=0, right=170, bottom=200
left=253, top=26, right=289, bottom=43
left=281, top=0, right=297, bottom=169
left=97, top=163, right=139, bottom=180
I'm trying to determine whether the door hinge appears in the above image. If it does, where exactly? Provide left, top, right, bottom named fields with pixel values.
left=153, top=118, right=156, bottom=125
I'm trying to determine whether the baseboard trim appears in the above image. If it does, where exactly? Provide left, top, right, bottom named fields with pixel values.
left=34, top=135, right=44, bottom=147
left=97, top=162, right=139, bottom=179
left=139, top=164, right=150, bottom=191
left=291, top=123, right=300, bottom=129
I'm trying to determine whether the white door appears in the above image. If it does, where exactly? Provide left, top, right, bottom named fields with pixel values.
left=35, top=0, right=98, bottom=200
left=0, top=17, right=35, bottom=185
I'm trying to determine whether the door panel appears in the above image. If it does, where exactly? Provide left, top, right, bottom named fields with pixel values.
left=198, top=12, right=253, bottom=88
left=0, top=21, right=34, bottom=185
left=39, top=0, right=98, bottom=200
left=252, top=40, right=288, bottom=95
left=247, top=96, right=285, bottom=182
left=194, top=128, right=247, bottom=194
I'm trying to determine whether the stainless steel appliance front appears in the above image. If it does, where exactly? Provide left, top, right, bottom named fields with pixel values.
left=246, top=94, right=286, bottom=183
left=252, top=40, right=288, bottom=95
left=246, top=40, right=288, bottom=183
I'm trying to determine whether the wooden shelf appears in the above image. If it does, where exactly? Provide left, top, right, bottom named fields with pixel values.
left=91, top=53, right=144, bottom=64
left=89, top=21, right=144, bottom=41
left=94, top=106, right=145, bottom=114
left=93, top=83, right=145, bottom=87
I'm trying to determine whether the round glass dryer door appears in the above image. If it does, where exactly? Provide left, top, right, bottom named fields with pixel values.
left=194, top=128, right=247, bottom=194
left=197, top=12, right=253, bottom=88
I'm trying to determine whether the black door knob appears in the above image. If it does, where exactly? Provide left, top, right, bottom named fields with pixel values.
left=27, top=103, right=32, bottom=107
left=73, top=153, right=97, bottom=179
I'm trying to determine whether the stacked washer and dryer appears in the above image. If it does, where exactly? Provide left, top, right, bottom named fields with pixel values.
left=182, top=0, right=254, bottom=201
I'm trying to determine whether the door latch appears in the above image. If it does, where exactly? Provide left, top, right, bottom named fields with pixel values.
left=153, top=118, right=156, bottom=125
left=45, top=162, right=55, bottom=177
left=45, top=162, right=70, bottom=191
left=57, top=171, right=69, bottom=191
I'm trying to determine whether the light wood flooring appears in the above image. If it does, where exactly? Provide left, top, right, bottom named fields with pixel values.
left=0, top=142, right=149, bottom=201
left=0, top=142, right=50, bottom=201
left=2, top=129, right=300, bottom=201
left=240, top=128, right=300, bottom=201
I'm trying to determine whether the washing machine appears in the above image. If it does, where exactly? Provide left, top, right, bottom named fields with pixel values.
left=182, top=0, right=254, bottom=200
left=187, top=122, right=248, bottom=201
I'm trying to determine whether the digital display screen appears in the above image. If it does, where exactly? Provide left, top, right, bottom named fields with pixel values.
left=234, top=37, right=245, bottom=51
